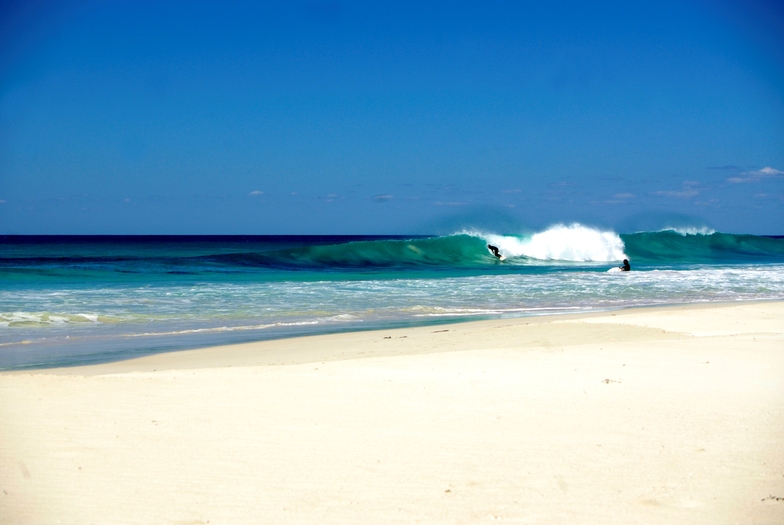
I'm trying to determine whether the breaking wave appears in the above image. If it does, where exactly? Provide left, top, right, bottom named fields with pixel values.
left=1, top=226, right=783, bottom=275
left=473, top=224, right=626, bottom=262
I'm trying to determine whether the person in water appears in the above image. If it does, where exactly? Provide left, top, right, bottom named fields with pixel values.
left=487, top=244, right=502, bottom=259
left=620, top=259, right=631, bottom=271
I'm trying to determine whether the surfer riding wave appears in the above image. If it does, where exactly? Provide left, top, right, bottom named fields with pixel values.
left=487, top=244, right=505, bottom=261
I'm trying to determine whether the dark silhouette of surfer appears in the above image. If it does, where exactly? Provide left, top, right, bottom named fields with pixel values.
left=619, top=259, right=631, bottom=271
left=487, top=245, right=502, bottom=259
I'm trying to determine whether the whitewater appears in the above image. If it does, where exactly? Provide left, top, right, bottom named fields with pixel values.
left=2, top=225, right=784, bottom=369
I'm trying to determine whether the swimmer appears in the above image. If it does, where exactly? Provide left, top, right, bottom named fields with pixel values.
left=619, top=259, right=631, bottom=271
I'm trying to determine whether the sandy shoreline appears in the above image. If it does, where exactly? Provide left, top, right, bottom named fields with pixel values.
left=2, top=301, right=783, bottom=524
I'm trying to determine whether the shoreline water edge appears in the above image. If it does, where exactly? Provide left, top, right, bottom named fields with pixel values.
left=22, top=298, right=784, bottom=374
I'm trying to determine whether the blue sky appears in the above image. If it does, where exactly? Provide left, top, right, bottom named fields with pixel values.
left=1, top=0, right=783, bottom=234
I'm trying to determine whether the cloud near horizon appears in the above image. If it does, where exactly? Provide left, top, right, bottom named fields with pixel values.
left=603, top=192, right=636, bottom=204
left=727, top=166, right=784, bottom=183
left=651, top=190, right=699, bottom=198
left=651, top=180, right=701, bottom=198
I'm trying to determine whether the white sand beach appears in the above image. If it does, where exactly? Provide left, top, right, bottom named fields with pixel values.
left=1, top=301, right=783, bottom=524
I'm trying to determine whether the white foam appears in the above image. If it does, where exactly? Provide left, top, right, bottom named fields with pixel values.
left=660, top=226, right=716, bottom=236
left=0, top=311, right=120, bottom=327
left=126, top=320, right=321, bottom=338
left=471, top=224, right=627, bottom=262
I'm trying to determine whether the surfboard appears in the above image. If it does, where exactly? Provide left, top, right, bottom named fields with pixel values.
left=607, top=266, right=622, bottom=273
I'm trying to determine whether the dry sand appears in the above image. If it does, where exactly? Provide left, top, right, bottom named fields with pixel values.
left=1, top=301, right=783, bottom=524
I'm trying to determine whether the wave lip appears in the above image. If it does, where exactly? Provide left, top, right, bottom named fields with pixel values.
left=659, top=226, right=716, bottom=236
left=475, top=224, right=627, bottom=262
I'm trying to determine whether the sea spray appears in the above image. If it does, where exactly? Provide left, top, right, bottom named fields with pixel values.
left=472, top=224, right=627, bottom=262
left=658, top=226, right=716, bottom=236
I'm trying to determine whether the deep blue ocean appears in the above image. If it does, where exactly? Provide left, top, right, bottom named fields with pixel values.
left=2, top=224, right=784, bottom=370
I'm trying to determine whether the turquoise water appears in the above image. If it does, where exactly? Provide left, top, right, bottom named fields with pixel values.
left=2, top=225, right=784, bottom=370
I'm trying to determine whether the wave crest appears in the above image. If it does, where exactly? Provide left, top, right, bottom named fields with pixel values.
left=660, top=226, right=716, bottom=236
left=468, top=224, right=627, bottom=262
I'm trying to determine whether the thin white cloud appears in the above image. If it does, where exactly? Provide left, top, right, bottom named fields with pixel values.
left=604, top=192, right=635, bottom=204
left=434, top=201, right=469, bottom=206
left=373, top=194, right=393, bottom=202
left=651, top=189, right=699, bottom=198
left=248, top=190, right=264, bottom=196
left=652, top=180, right=703, bottom=198
left=727, top=166, right=784, bottom=183
left=754, top=192, right=784, bottom=200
